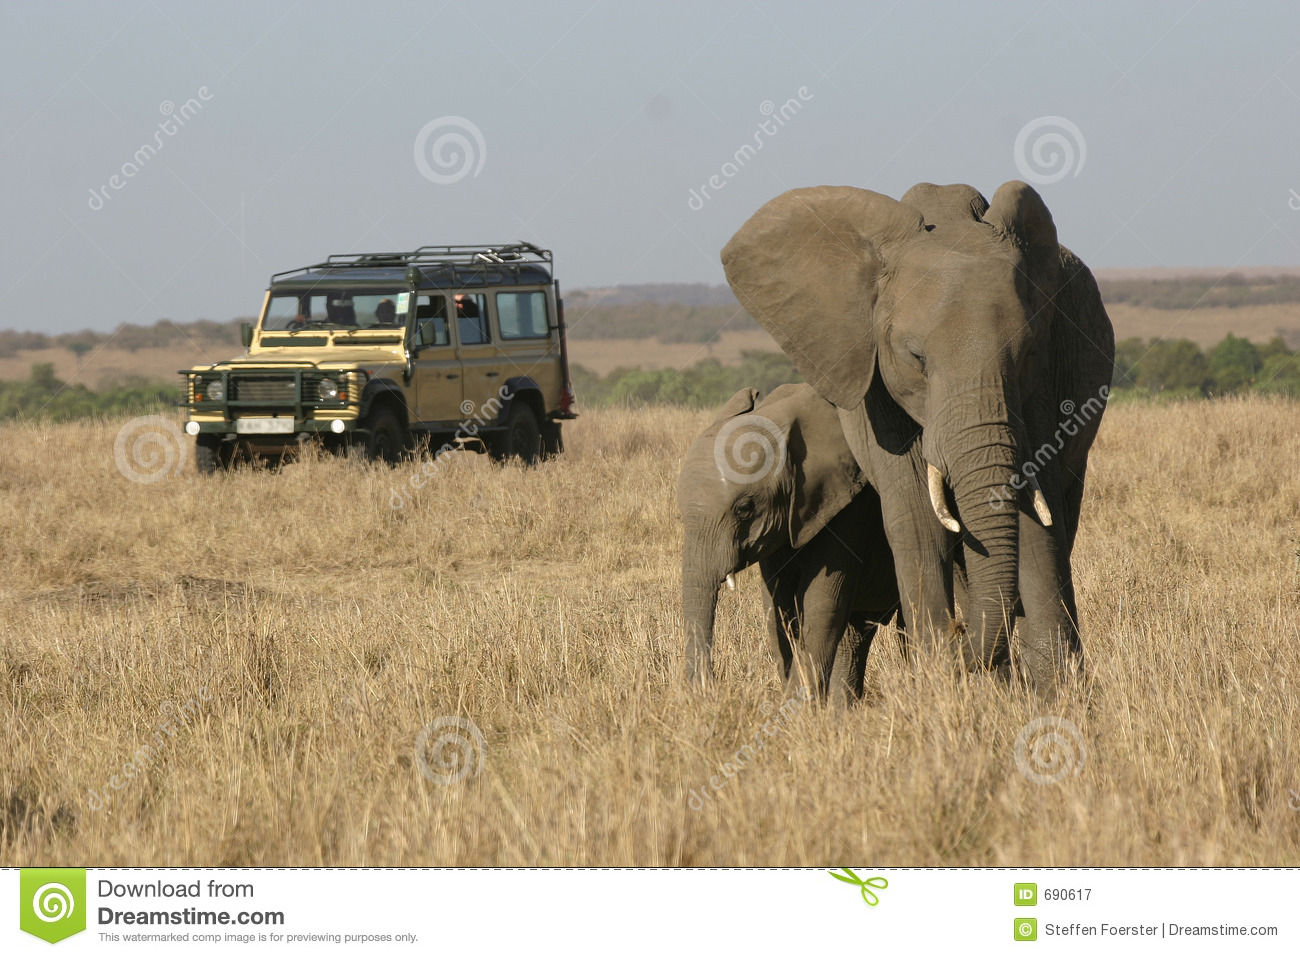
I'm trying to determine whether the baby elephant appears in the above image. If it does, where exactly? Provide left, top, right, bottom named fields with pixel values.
left=678, top=383, right=900, bottom=703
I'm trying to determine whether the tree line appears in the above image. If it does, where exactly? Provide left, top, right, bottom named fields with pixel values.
left=1113, top=333, right=1300, bottom=396
left=2, top=274, right=1298, bottom=360
left=0, top=363, right=176, bottom=421
left=571, top=332, right=1300, bottom=408
left=2, top=332, right=1297, bottom=422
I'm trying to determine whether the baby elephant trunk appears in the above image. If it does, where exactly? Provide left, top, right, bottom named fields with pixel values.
left=682, top=534, right=734, bottom=685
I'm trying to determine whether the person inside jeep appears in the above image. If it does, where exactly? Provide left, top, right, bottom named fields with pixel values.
left=455, top=294, right=488, bottom=344
left=374, top=299, right=397, bottom=325
left=326, top=295, right=357, bottom=326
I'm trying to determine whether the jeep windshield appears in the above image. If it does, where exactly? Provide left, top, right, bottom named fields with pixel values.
left=262, top=289, right=409, bottom=333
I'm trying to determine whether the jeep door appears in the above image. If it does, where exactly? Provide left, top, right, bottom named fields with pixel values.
left=454, top=292, right=507, bottom=418
left=408, top=292, right=463, bottom=427
left=493, top=288, right=561, bottom=409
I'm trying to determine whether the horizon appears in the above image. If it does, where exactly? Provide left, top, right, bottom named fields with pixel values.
left=8, top=266, right=1300, bottom=336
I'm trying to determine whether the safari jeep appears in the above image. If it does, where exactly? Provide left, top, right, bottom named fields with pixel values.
left=180, top=243, right=577, bottom=473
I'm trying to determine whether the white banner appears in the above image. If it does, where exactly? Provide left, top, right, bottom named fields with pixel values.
left=4, top=868, right=1295, bottom=953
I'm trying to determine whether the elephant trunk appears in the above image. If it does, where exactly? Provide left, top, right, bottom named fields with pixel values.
left=682, top=525, right=733, bottom=685
left=928, top=384, right=1022, bottom=669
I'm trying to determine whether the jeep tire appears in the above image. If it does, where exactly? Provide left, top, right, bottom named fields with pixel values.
left=540, top=420, right=563, bottom=460
left=492, top=402, right=540, bottom=465
left=350, top=406, right=405, bottom=464
left=195, top=434, right=234, bottom=474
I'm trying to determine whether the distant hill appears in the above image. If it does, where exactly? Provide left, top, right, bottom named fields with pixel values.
left=566, top=283, right=741, bottom=307
left=565, top=273, right=1300, bottom=344
left=5, top=272, right=1300, bottom=384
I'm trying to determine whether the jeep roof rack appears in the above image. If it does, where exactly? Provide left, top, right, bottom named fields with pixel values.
left=270, top=243, right=554, bottom=288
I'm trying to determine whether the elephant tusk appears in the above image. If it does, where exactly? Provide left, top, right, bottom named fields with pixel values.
left=1026, top=475, right=1054, bottom=527
left=927, top=462, right=962, bottom=534
left=725, top=574, right=736, bottom=591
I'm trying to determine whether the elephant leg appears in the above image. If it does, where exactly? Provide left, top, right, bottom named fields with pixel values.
left=894, top=607, right=910, bottom=661
left=829, top=612, right=876, bottom=706
left=785, top=541, right=862, bottom=701
left=875, top=456, right=958, bottom=663
left=760, top=554, right=797, bottom=684
left=838, top=397, right=957, bottom=664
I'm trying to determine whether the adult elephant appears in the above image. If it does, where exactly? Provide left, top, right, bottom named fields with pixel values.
left=721, top=181, right=1114, bottom=689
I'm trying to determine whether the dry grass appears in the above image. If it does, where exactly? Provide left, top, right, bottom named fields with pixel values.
left=1, top=397, right=1298, bottom=866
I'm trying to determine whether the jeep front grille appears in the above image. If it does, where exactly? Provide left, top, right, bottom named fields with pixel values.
left=229, top=373, right=326, bottom=403
left=232, top=376, right=296, bottom=402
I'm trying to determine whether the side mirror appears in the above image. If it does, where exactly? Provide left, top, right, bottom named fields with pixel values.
left=240, top=322, right=253, bottom=349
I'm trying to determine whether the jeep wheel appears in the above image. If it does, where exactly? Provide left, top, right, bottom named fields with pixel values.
left=350, top=407, right=405, bottom=464
left=492, top=402, right=540, bottom=465
left=540, top=420, right=563, bottom=460
left=195, top=435, right=234, bottom=474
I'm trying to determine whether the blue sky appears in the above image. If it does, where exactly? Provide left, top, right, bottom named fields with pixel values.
left=4, top=0, right=1300, bottom=333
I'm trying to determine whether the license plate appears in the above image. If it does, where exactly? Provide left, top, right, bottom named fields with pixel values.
left=235, top=417, right=295, bottom=434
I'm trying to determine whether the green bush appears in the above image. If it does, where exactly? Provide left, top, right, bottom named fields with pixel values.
left=1207, top=334, right=1262, bottom=393
left=1112, top=333, right=1300, bottom=399
left=0, top=364, right=177, bottom=421
left=572, top=351, right=802, bottom=408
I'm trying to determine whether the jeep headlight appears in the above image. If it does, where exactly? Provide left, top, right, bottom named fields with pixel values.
left=206, top=379, right=225, bottom=402
left=318, top=377, right=339, bottom=400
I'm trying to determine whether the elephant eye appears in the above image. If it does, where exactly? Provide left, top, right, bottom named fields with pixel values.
left=733, top=498, right=755, bottom=520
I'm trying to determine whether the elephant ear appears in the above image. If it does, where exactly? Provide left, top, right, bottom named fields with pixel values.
left=780, top=388, right=867, bottom=549
left=721, top=186, right=926, bottom=411
left=983, top=180, right=1061, bottom=310
left=900, top=182, right=989, bottom=226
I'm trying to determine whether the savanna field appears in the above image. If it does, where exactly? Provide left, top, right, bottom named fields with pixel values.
left=1, top=397, right=1298, bottom=866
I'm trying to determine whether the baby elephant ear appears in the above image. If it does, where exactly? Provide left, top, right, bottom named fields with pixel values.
left=714, top=387, right=759, bottom=422
left=722, top=186, right=925, bottom=411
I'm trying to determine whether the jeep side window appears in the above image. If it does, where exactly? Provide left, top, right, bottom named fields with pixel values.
left=497, top=291, right=549, bottom=339
left=456, top=293, right=489, bottom=345
left=415, top=295, right=449, bottom=347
